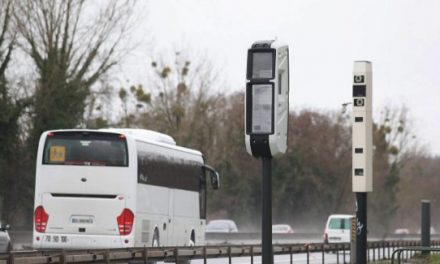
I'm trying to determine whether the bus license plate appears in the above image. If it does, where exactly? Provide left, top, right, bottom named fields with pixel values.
left=71, top=216, right=94, bottom=224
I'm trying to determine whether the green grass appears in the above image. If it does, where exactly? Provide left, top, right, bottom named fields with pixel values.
left=369, top=254, right=440, bottom=263
left=400, top=253, right=440, bottom=264
left=427, top=254, right=440, bottom=264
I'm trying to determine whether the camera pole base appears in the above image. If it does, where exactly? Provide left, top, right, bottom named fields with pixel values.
left=262, top=157, right=273, bottom=264
left=356, top=192, right=367, bottom=264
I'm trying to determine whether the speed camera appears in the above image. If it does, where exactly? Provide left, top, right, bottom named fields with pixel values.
left=245, top=40, right=290, bottom=158
left=352, top=61, right=373, bottom=192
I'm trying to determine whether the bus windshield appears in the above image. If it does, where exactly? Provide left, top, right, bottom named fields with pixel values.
left=43, top=132, right=128, bottom=167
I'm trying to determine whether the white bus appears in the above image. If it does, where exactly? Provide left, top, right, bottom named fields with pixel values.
left=33, top=128, right=220, bottom=249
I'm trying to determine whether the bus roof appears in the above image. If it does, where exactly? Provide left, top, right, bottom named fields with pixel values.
left=101, top=128, right=176, bottom=145
left=43, top=129, right=203, bottom=158
left=102, top=128, right=204, bottom=158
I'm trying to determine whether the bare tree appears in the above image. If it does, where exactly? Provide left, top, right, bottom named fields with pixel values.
left=135, top=52, right=226, bottom=160
left=378, top=105, right=421, bottom=165
left=0, top=0, right=13, bottom=77
left=0, top=0, right=14, bottom=219
left=0, top=0, right=32, bottom=225
left=369, top=105, right=419, bottom=238
left=13, top=0, right=135, bottom=152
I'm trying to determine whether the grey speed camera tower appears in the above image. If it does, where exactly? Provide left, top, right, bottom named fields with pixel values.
left=245, top=40, right=289, bottom=264
left=352, top=61, right=373, bottom=264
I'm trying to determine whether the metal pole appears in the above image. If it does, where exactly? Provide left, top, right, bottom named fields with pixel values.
left=262, top=157, right=273, bottom=264
left=174, top=248, right=179, bottom=264
left=343, top=244, right=346, bottom=264
left=336, top=243, right=340, bottom=263
left=250, top=246, right=254, bottom=264
left=306, top=245, right=310, bottom=264
left=289, top=246, right=293, bottom=264
left=421, top=200, right=431, bottom=255
left=378, top=243, right=381, bottom=259
left=373, top=243, right=375, bottom=261
left=356, top=192, right=367, bottom=264
left=388, top=242, right=390, bottom=259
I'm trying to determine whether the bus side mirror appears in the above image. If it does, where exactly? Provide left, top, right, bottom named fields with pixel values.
left=203, top=165, right=220, bottom=190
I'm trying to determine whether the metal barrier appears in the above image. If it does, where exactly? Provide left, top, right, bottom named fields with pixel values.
left=391, top=246, right=440, bottom=264
left=0, top=240, right=438, bottom=264
left=10, top=230, right=440, bottom=249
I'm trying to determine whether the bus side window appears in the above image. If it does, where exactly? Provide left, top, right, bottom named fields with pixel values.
left=200, top=170, right=207, bottom=187
left=199, top=167, right=207, bottom=219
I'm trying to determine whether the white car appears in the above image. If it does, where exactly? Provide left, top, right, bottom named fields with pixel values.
left=272, top=224, right=294, bottom=234
left=0, top=223, right=11, bottom=253
left=323, top=214, right=353, bottom=244
left=417, top=227, right=437, bottom=235
left=394, top=228, right=410, bottom=235
left=206, top=219, right=238, bottom=233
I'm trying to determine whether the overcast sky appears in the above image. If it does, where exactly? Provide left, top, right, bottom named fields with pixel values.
left=122, top=0, right=440, bottom=155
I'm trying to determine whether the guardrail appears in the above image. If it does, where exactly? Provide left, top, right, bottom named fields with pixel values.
left=205, top=232, right=324, bottom=245
left=10, top=231, right=440, bottom=249
left=1, top=240, right=439, bottom=264
left=205, top=232, right=440, bottom=244
left=3, top=243, right=330, bottom=264
left=391, top=246, right=440, bottom=264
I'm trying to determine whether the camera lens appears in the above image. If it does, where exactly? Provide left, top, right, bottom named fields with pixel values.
left=355, top=99, right=364, bottom=106
left=354, top=75, right=365, bottom=83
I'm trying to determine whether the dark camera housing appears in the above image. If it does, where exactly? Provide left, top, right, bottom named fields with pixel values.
left=353, top=85, right=366, bottom=97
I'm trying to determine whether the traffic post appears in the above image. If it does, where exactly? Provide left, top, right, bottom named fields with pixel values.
left=421, top=200, right=431, bottom=255
left=245, top=40, right=290, bottom=264
left=352, top=61, right=373, bottom=264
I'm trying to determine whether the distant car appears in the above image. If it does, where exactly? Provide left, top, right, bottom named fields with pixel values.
left=323, top=214, right=353, bottom=244
left=394, top=228, right=410, bottom=235
left=272, top=224, right=294, bottom=234
left=206, top=219, right=238, bottom=233
left=0, top=222, right=11, bottom=253
left=417, top=227, right=437, bottom=235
